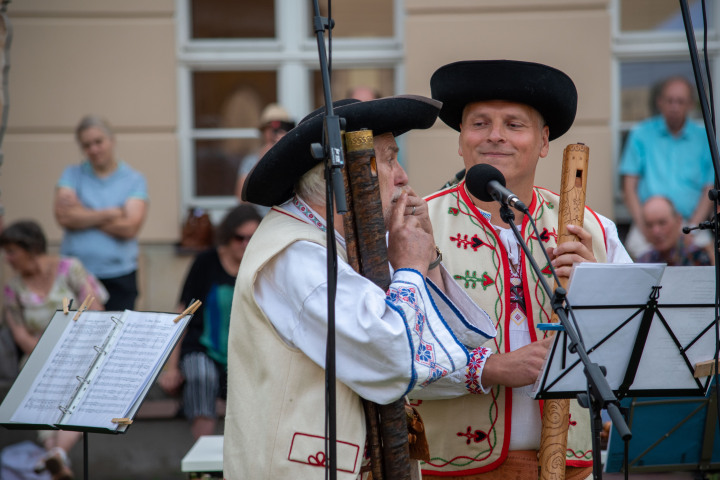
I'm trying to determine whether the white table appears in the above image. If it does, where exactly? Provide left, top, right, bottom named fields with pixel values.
left=181, top=435, right=223, bottom=476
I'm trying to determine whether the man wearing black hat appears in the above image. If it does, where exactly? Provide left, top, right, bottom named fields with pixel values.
left=223, top=95, right=497, bottom=479
left=412, top=61, right=632, bottom=479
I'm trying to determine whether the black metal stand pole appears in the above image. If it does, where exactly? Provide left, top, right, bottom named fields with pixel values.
left=310, top=1, right=346, bottom=478
left=498, top=204, right=631, bottom=479
left=678, top=0, right=720, bottom=444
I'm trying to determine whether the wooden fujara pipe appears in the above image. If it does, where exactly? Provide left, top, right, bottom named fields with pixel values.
left=538, top=143, right=590, bottom=480
left=341, top=129, right=415, bottom=480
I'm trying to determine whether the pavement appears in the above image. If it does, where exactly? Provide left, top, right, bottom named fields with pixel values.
left=0, top=383, right=221, bottom=480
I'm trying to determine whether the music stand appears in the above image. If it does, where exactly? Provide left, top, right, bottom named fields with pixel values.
left=0, top=308, right=192, bottom=480
left=533, top=264, right=718, bottom=401
left=604, top=389, right=720, bottom=474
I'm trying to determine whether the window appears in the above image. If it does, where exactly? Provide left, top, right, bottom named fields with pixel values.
left=177, top=0, right=403, bottom=214
left=612, top=0, right=720, bottom=223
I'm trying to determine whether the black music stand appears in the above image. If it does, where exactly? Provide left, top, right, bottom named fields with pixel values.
left=534, top=264, right=718, bottom=401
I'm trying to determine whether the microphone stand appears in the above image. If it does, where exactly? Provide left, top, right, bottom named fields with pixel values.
left=497, top=203, right=631, bottom=480
left=679, top=1, right=720, bottom=441
left=310, top=1, right=347, bottom=478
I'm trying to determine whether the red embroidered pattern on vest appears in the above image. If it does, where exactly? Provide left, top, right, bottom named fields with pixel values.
left=531, top=226, right=558, bottom=243
left=567, top=448, right=593, bottom=460
left=569, top=413, right=577, bottom=427
left=450, top=233, right=485, bottom=251
left=540, top=263, right=553, bottom=277
left=308, top=451, right=326, bottom=466
left=457, top=425, right=488, bottom=445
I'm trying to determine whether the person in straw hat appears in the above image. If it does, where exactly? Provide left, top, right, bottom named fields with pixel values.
left=235, top=103, right=296, bottom=213
left=413, top=60, right=632, bottom=479
left=223, top=95, right=497, bottom=479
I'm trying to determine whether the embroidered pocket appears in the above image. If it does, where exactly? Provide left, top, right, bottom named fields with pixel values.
left=288, top=432, right=360, bottom=473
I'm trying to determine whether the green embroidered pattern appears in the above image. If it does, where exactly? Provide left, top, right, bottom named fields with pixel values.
left=453, top=270, right=494, bottom=290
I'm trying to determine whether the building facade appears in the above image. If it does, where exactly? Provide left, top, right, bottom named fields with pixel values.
left=2, top=0, right=718, bottom=309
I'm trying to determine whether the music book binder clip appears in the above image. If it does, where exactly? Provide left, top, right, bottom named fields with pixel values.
left=62, top=298, right=70, bottom=315
left=111, top=418, right=133, bottom=425
left=173, top=299, right=202, bottom=323
left=73, top=295, right=94, bottom=321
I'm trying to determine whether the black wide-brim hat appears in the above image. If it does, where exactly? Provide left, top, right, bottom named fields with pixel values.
left=242, top=95, right=442, bottom=207
left=430, top=60, right=577, bottom=141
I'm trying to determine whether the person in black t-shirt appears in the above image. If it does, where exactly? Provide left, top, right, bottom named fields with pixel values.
left=159, top=204, right=260, bottom=439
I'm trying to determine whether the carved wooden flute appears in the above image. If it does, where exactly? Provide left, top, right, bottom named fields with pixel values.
left=538, top=143, right=590, bottom=480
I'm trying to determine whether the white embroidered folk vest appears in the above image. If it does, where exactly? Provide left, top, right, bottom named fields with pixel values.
left=224, top=208, right=366, bottom=480
left=413, top=183, right=608, bottom=476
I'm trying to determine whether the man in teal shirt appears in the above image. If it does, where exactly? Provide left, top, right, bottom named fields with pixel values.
left=619, top=76, right=714, bottom=258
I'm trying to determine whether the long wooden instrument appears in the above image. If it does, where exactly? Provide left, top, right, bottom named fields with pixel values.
left=342, top=129, right=413, bottom=480
left=538, top=143, right=590, bottom=480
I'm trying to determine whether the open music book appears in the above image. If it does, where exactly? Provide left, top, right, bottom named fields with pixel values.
left=0, top=309, right=190, bottom=433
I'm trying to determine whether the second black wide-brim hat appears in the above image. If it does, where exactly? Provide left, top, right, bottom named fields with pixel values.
left=430, top=60, right=577, bottom=141
left=242, top=95, right=442, bottom=207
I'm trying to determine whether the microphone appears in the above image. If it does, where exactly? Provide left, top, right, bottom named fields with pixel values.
left=682, top=220, right=715, bottom=234
left=465, top=164, right=528, bottom=213
left=440, top=168, right=466, bottom=189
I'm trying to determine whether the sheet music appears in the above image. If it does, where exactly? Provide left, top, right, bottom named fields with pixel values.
left=566, top=262, right=665, bottom=306
left=10, top=311, right=115, bottom=425
left=533, top=264, right=718, bottom=398
left=2, top=309, right=189, bottom=432
left=64, top=311, right=182, bottom=430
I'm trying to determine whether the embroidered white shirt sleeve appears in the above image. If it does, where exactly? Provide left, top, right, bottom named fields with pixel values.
left=253, top=240, right=496, bottom=405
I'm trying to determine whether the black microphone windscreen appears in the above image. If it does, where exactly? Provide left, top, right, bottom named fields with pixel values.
left=465, top=164, right=506, bottom=203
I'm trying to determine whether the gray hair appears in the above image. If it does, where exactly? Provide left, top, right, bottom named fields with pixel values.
left=295, top=162, right=326, bottom=206
left=75, top=115, right=114, bottom=143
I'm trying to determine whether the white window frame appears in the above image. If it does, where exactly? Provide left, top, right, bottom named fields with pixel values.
left=610, top=0, right=720, bottom=222
left=175, top=0, right=405, bottom=217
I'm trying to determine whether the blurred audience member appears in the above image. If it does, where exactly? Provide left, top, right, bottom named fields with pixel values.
left=620, top=76, right=714, bottom=259
left=637, top=196, right=712, bottom=266
left=54, top=115, right=148, bottom=310
left=235, top=104, right=295, bottom=214
left=158, top=205, right=261, bottom=439
left=1, top=219, right=107, bottom=480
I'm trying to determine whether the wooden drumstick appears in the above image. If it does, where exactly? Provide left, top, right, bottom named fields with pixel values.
left=538, top=143, right=590, bottom=480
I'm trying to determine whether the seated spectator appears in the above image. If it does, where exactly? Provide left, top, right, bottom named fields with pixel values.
left=637, top=196, right=712, bottom=266
left=619, top=76, right=714, bottom=259
left=158, top=205, right=261, bottom=439
left=1, top=220, right=107, bottom=480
